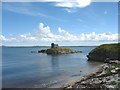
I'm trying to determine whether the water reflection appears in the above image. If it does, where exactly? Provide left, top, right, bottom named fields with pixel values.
left=50, top=55, right=60, bottom=72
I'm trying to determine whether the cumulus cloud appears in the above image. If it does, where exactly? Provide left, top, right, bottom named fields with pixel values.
left=0, top=23, right=118, bottom=44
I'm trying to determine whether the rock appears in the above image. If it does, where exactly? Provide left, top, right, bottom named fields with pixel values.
left=109, top=60, right=120, bottom=64
left=66, top=85, right=73, bottom=89
left=81, top=81, right=86, bottom=85
left=111, top=66, right=115, bottom=69
left=106, top=85, right=115, bottom=88
left=37, top=43, right=82, bottom=55
left=80, top=70, right=82, bottom=72
left=103, top=65, right=109, bottom=70
left=46, top=47, right=81, bottom=55
left=97, top=70, right=106, bottom=77
left=38, top=49, right=46, bottom=53
left=106, top=77, right=110, bottom=81
left=115, top=68, right=120, bottom=73
left=111, top=69, right=116, bottom=74
left=31, top=51, right=37, bottom=53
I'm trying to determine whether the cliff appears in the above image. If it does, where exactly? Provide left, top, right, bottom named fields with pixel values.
left=87, top=43, right=120, bottom=62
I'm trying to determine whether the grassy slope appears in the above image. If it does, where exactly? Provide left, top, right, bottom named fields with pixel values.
left=87, top=43, right=120, bottom=62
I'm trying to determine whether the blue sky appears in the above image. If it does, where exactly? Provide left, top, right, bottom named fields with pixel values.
left=1, top=1, right=118, bottom=46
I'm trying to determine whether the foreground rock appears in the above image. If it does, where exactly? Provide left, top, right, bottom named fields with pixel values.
left=63, top=60, right=120, bottom=89
left=87, top=43, right=120, bottom=62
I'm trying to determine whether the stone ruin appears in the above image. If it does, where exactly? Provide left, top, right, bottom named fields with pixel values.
left=51, top=43, right=59, bottom=48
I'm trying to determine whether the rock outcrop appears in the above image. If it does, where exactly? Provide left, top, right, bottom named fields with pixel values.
left=46, top=47, right=81, bottom=55
left=38, top=43, right=82, bottom=55
left=87, top=43, right=120, bottom=62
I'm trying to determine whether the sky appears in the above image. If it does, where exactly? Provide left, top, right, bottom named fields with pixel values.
left=0, top=0, right=119, bottom=46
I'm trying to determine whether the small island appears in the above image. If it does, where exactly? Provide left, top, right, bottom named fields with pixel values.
left=38, top=43, right=82, bottom=55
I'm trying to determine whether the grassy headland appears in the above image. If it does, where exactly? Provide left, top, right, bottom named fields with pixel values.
left=87, top=43, right=120, bottom=62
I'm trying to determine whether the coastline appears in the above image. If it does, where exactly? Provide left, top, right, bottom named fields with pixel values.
left=47, top=65, right=102, bottom=88
left=62, top=60, right=120, bottom=89
left=61, top=64, right=105, bottom=88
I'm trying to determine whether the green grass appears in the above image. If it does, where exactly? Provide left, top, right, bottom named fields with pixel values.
left=111, top=81, right=117, bottom=85
left=117, top=82, right=120, bottom=88
left=106, top=68, right=112, bottom=75
left=46, top=47, right=77, bottom=54
left=88, top=43, right=120, bottom=61
left=111, top=63, right=120, bottom=68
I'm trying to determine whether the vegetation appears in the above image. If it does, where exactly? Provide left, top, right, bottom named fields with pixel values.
left=46, top=47, right=81, bottom=55
left=111, top=63, right=120, bottom=68
left=118, top=82, right=120, bottom=88
left=111, top=81, right=117, bottom=85
left=37, top=43, right=82, bottom=55
left=87, top=43, right=120, bottom=62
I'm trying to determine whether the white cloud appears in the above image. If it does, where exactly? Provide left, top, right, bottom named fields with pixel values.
left=76, top=0, right=91, bottom=7
left=0, top=23, right=118, bottom=44
left=0, top=35, right=6, bottom=42
left=55, top=2, right=75, bottom=8
left=0, top=35, right=17, bottom=42
left=3, top=0, right=118, bottom=14
left=3, top=0, right=92, bottom=9
left=54, top=0, right=92, bottom=8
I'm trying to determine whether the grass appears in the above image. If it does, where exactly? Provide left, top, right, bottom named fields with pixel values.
left=111, top=81, right=117, bottom=85
left=106, top=68, right=112, bottom=75
left=117, top=82, right=120, bottom=88
left=46, top=47, right=79, bottom=54
left=88, top=43, right=119, bottom=61
left=111, top=63, right=120, bottom=68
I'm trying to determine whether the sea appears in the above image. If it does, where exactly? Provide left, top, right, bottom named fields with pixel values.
left=2, top=46, right=103, bottom=88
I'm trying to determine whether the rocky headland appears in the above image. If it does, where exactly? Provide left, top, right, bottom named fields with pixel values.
left=87, top=43, right=120, bottom=62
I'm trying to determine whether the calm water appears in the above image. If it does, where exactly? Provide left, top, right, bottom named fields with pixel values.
left=2, top=46, right=103, bottom=88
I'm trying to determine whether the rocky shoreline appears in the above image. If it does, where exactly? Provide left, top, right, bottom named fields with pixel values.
left=62, top=60, right=120, bottom=89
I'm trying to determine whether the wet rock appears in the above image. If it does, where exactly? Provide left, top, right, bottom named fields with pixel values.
left=115, top=68, right=120, bottom=73
left=111, top=69, right=116, bottom=74
left=38, top=49, right=46, bottom=53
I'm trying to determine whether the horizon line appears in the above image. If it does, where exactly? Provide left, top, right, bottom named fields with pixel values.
left=0, top=45, right=98, bottom=47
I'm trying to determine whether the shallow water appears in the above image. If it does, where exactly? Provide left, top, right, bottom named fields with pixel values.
left=2, top=46, right=103, bottom=88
